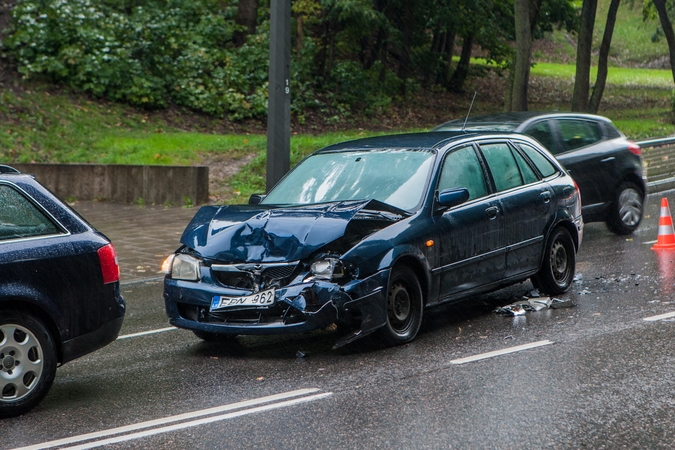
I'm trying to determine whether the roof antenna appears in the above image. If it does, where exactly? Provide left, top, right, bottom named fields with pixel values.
left=461, top=92, right=477, bottom=132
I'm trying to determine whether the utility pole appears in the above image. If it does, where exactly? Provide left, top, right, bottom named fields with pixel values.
left=266, top=0, right=291, bottom=192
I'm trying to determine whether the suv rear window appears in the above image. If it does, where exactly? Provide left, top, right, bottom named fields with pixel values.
left=0, top=185, right=61, bottom=241
left=557, top=119, right=602, bottom=151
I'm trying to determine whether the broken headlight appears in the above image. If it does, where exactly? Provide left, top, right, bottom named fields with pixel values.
left=168, top=254, right=201, bottom=281
left=310, top=257, right=345, bottom=280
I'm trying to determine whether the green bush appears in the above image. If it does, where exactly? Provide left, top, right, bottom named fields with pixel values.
left=3, top=0, right=269, bottom=119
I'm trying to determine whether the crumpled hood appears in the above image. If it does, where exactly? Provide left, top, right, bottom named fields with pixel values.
left=180, top=200, right=405, bottom=262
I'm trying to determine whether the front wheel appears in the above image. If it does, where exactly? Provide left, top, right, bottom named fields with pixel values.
left=531, top=227, right=576, bottom=295
left=374, top=266, right=423, bottom=347
left=0, top=312, right=57, bottom=419
left=606, top=181, right=644, bottom=235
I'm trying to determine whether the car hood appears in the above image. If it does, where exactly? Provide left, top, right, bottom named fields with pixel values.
left=180, top=200, right=407, bottom=262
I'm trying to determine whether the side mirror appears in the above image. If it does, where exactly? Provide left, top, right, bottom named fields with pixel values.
left=437, top=188, right=470, bottom=208
left=248, top=194, right=266, bottom=205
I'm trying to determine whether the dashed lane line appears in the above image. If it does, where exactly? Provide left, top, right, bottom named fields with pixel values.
left=450, top=340, right=554, bottom=365
left=116, top=327, right=177, bottom=340
left=644, top=311, right=675, bottom=322
left=13, top=388, right=329, bottom=450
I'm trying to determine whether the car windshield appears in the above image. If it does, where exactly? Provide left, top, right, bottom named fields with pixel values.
left=262, top=149, right=435, bottom=211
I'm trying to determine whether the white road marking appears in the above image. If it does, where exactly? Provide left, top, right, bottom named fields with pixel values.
left=644, top=240, right=658, bottom=245
left=13, top=389, right=327, bottom=450
left=644, top=311, right=675, bottom=322
left=116, top=327, right=176, bottom=340
left=450, top=340, right=554, bottom=365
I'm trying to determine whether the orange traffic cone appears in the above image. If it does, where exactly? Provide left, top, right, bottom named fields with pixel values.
left=652, top=198, right=675, bottom=250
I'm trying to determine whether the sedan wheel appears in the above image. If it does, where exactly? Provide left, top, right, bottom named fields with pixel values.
left=532, top=227, right=576, bottom=295
left=374, top=266, right=423, bottom=346
left=607, top=182, right=644, bottom=235
left=0, top=312, right=57, bottom=418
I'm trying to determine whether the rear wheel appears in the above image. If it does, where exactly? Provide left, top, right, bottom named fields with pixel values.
left=374, top=266, right=423, bottom=347
left=606, top=181, right=644, bottom=235
left=531, top=227, right=576, bottom=295
left=0, top=312, right=57, bottom=419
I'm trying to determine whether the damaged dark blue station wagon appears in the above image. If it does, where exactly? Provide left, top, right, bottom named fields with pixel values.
left=164, top=132, right=583, bottom=348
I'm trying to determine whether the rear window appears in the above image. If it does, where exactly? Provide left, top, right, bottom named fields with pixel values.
left=0, top=185, right=62, bottom=241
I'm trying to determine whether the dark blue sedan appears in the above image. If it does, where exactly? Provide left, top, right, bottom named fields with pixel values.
left=164, top=132, right=582, bottom=348
left=0, top=166, right=125, bottom=418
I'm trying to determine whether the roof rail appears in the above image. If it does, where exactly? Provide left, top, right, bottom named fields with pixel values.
left=0, top=165, right=20, bottom=174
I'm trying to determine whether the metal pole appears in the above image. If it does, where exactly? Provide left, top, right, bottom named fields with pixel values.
left=266, top=0, right=291, bottom=192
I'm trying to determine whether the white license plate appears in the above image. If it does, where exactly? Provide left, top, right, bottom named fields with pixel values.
left=211, top=288, right=276, bottom=310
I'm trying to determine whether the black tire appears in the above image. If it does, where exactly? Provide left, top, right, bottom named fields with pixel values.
left=193, top=330, right=237, bottom=343
left=374, top=266, right=423, bottom=347
left=531, top=227, right=576, bottom=295
left=606, top=181, right=644, bottom=235
left=0, top=312, right=57, bottom=419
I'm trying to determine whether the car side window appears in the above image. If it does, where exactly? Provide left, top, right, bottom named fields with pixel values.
left=0, top=185, right=61, bottom=241
left=480, top=142, right=529, bottom=192
left=518, top=143, right=558, bottom=178
left=524, top=120, right=557, bottom=154
left=557, top=119, right=602, bottom=151
left=438, top=145, right=488, bottom=201
left=512, top=147, right=539, bottom=184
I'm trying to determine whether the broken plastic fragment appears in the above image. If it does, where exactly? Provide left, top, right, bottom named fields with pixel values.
left=550, top=298, right=575, bottom=309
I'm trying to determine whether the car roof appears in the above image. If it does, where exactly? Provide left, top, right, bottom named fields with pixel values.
left=316, top=131, right=525, bottom=153
left=433, top=111, right=614, bottom=130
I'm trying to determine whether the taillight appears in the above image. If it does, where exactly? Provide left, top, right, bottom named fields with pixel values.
left=574, top=180, right=581, bottom=204
left=628, top=141, right=641, bottom=156
left=98, top=243, right=120, bottom=284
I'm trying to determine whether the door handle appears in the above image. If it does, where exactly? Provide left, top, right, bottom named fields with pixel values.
left=601, top=156, right=615, bottom=162
left=540, top=191, right=552, bottom=203
left=485, top=206, right=499, bottom=219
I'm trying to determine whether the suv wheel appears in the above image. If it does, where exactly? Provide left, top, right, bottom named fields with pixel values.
left=607, top=181, right=644, bottom=235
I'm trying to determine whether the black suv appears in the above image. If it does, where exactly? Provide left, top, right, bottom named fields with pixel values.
left=0, top=165, right=125, bottom=418
left=433, top=112, right=646, bottom=234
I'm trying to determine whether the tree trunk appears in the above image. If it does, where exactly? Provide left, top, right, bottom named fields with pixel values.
left=653, top=0, right=675, bottom=84
left=589, top=0, right=620, bottom=114
left=571, top=0, right=598, bottom=112
left=441, top=31, right=455, bottom=89
left=233, top=0, right=259, bottom=48
left=510, top=0, right=532, bottom=111
left=449, top=34, right=473, bottom=92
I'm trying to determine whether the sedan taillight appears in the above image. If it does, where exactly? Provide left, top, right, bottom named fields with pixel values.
left=98, top=243, right=120, bottom=284
left=627, top=141, right=641, bottom=156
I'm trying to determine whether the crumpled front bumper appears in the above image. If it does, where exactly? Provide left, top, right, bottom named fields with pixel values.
left=164, top=268, right=390, bottom=347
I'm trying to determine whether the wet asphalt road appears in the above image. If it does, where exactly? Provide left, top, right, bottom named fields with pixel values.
left=5, top=192, right=675, bottom=449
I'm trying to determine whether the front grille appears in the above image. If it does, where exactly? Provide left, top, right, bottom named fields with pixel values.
left=211, top=262, right=300, bottom=291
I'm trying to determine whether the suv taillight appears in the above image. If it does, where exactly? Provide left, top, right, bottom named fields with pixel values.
left=98, top=243, right=120, bottom=284
left=628, top=141, right=641, bottom=156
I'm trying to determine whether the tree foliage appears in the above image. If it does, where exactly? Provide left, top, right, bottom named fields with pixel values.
left=2, top=0, right=577, bottom=120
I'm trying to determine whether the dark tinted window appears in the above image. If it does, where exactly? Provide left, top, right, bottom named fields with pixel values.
left=524, top=121, right=557, bottom=154
left=480, top=143, right=526, bottom=192
left=558, top=119, right=602, bottom=151
left=603, top=122, right=622, bottom=139
left=0, top=185, right=61, bottom=241
left=438, top=145, right=487, bottom=200
left=518, top=143, right=558, bottom=178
